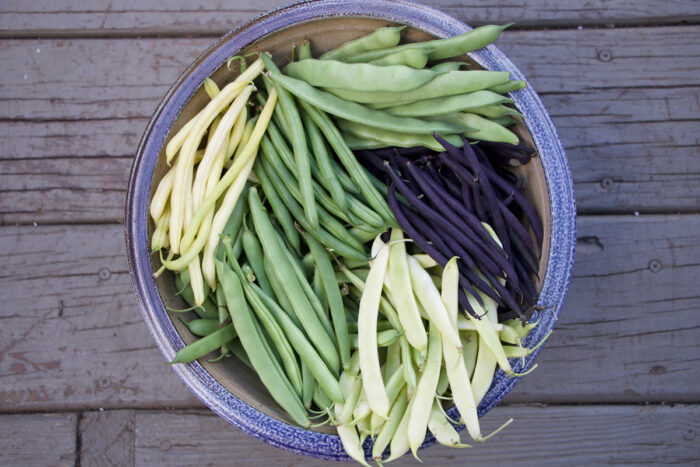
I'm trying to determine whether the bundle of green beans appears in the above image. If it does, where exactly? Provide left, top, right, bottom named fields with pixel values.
left=151, top=23, right=548, bottom=465
left=266, top=24, right=526, bottom=150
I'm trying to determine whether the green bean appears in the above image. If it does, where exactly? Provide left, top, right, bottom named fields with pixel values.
left=215, top=258, right=309, bottom=427
left=313, top=383, right=333, bottom=412
left=430, top=61, right=468, bottom=72
left=312, top=269, right=328, bottom=312
left=345, top=24, right=511, bottom=63
left=303, top=232, right=350, bottom=371
left=331, top=70, right=510, bottom=106
left=299, top=101, right=397, bottom=225
left=279, top=238, right=335, bottom=340
left=262, top=56, right=318, bottom=231
left=321, top=26, right=405, bottom=61
left=178, top=318, right=220, bottom=337
left=385, top=90, right=512, bottom=117
left=260, top=155, right=368, bottom=261
left=246, top=280, right=345, bottom=402
left=346, top=320, right=393, bottom=333
left=298, top=39, right=311, bottom=60
left=489, top=79, right=527, bottom=94
left=242, top=226, right=273, bottom=296
left=214, top=184, right=249, bottom=261
left=168, top=324, right=237, bottom=364
left=228, top=338, right=252, bottom=369
left=248, top=188, right=340, bottom=372
left=386, top=396, right=414, bottom=462
left=253, top=161, right=300, bottom=253
left=338, top=119, right=463, bottom=152
left=215, top=286, right=228, bottom=326
left=301, top=361, right=314, bottom=408
left=301, top=252, right=315, bottom=277
left=490, top=116, right=517, bottom=127
left=468, top=104, right=522, bottom=119
left=285, top=59, right=440, bottom=92
left=429, top=112, right=519, bottom=144
left=337, top=377, right=363, bottom=425
left=231, top=258, right=303, bottom=398
left=269, top=71, right=462, bottom=136
left=369, top=48, right=430, bottom=68
left=408, top=322, right=443, bottom=457
left=357, top=237, right=391, bottom=418
left=302, top=110, right=348, bottom=214
left=174, top=271, right=218, bottom=320
left=261, top=135, right=364, bottom=251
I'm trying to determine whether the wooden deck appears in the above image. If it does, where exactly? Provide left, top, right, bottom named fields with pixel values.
left=1, top=1, right=699, bottom=464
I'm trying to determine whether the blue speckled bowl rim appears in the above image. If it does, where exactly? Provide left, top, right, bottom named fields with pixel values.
left=126, top=0, right=576, bottom=461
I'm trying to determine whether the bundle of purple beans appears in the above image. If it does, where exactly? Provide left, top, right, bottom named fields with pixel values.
left=355, top=134, right=543, bottom=320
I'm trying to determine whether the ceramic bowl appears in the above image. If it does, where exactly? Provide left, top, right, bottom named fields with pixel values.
left=125, top=0, right=576, bottom=461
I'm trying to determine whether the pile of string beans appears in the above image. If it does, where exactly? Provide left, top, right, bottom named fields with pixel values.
left=150, top=23, right=549, bottom=464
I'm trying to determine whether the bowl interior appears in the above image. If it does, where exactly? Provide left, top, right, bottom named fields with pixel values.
left=149, top=16, right=551, bottom=431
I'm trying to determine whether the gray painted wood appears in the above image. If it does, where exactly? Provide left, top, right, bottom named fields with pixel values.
left=1, top=0, right=698, bottom=37
left=1, top=216, right=698, bottom=411
left=0, top=413, right=77, bottom=466
left=131, top=406, right=700, bottom=465
left=80, top=410, right=135, bottom=467
left=2, top=26, right=699, bottom=224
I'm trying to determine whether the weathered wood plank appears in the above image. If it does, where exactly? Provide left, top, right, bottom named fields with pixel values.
left=0, top=215, right=698, bottom=411
left=0, top=224, right=199, bottom=411
left=80, top=410, right=135, bottom=466
left=1, top=26, right=699, bottom=224
left=0, top=413, right=77, bottom=466
left=131, top=406, right=700, bottom=465
left=1, top=0, right=698, bottom=37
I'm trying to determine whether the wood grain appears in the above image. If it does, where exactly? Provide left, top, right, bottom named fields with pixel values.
left=127, top=406, right=700, bottom=466
left=0, top=413, right=77, bottom=466
left=80, top=410, right=135, bottom=466
left=1, top=0, right=698, bottom=37
left=1, top=26, right=699, bottom=224
left=0, top=216, right=698, bottom=412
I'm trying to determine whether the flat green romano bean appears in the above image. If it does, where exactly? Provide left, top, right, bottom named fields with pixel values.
left=368, top=48, right=430, bottom=69
left=262, top=55, right=318, bottom=231
left=303, top=232, right=350, bottom=371
left=248, top=187, right=340, bottom=372
left=468, top=104, right=523, bottom=119
left=430, top=112, right=519, bottom=144
left=489, top=79, right=527, bottom=94
left=260, top=154, right=368, bottom=261
left=332, top=70, right=510, bottom=106
left=178, top=318, right=220, bottom=337
left=285, top=59, right=438, bottom=92
left=253, top=161, right=300, bottom=253
left=384, top=90, right=512, bottom=117
left=299, top=101, right=397, bottom=225
left=345, top=24, right=511, bottom=63
left=430, top=61, right=468, bottom=72
left=320, top=26, right=405, bottom=61
left=215, top=258, right=309, bottom=427
left=246, top=280, right=345, bottom=403
left=228, top=338, right=252, bottom=369
left=338, top=119, right=463, bottom=152
left=168, top=324, right=237, bottom=364
left=266, top=67, right=462, bottom=135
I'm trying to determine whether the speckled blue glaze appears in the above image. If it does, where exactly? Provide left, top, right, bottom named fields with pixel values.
left=126, top=0, right=576, bottom=461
